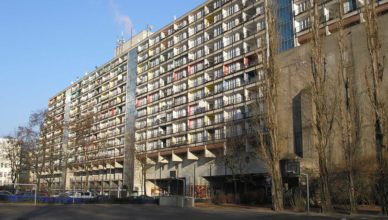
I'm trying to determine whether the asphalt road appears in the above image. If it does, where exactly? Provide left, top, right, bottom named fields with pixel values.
left=0, top=204, right=385, bottom=220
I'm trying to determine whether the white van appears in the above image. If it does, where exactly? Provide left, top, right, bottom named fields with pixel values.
left=70, top=191, right=96, bottom=199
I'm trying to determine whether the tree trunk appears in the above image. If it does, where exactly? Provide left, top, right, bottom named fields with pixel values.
left=348, top=170, right=357, bottom=214
left=143, top=165, right=147, bottom=196
left=318, top=151, right=333, bottom=213
left=310, top=0, right=334, bottom=213
left=271, top=162, right=284, bottom=211
left=362, top=0, right=387, bottom=214
left=232, top=173, right=238, bottom=203
left=37, top=176, right=41, bottom=192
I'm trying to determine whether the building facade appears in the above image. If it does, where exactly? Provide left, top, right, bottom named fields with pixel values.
left=0, top=138, right=12, bottom=186
left=133, top=0, right=295, bottom=196
left=293, top=0, right=388, bottom=45
left=40, top=32, right=148, bottom=194
left=41, top=0, right=387, bottom=199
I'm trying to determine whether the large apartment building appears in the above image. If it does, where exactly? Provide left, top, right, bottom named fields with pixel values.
left=133, top=0, right=294, bottom=196
left=132, top=0, right=388, bottom=197
left=41, top=31, right=148, bottom=194
left=41, top=0, right=387, bottom=197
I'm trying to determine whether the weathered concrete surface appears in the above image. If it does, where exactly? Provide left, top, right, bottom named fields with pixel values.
left=0, top=204, right=369, bottom=220
left=276, top=12, right=388, bottom=172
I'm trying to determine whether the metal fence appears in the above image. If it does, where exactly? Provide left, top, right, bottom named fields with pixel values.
left=0, top=195, right=158, bottom=205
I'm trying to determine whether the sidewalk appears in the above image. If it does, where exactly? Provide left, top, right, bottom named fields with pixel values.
left=194, top=202, right=388, bottom=219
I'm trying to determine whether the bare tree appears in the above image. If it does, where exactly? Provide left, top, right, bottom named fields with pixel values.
left=215, top=121, right=252, bottom=203
left=362, top=0, right=387, bottom=214
left=336, top=0, right=358, bottom=213
left=136, top=155, right=154, bottom=196
left=69, top=111, right=106, bottom=191
left=252, top=0, right=284, bottom=211
left=71, top=112, right=95, bottom=190
left=309, top=0, right=337, bottom=213
left=27, top=110, right=63, bottom=192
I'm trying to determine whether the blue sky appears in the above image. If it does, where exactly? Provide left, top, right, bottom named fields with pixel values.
left=0, top=0, right=205, bottom=136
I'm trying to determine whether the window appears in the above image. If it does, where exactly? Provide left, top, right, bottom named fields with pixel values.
left=166, top=125, right=173, bottom=134
left=174, top=82, right=187, bottom=93
left=225, top=93, right=244, bottom=105
left=225, top=47, right=241, bottom=60
left=138, top=108, right=147, bottom=117
left=214, top=97, right=224, bottom=109
left=175, top=56, right=188, bottom=68
left=136, top=120, right=147, bottom=129
left=174, top=69, right=187, bottom=81
left=148, top=92, right=160, bottom=103
left=214, top=82, right=224, bottom=94
left=148, top=141, right=159, bottom=150
left=214, top=68, right=224, bottom=79
left=224, top=77, right=242, bottom=90
left=191, top=131, right=205, bottom=143
left=215, top=112, right=224, bottom=123
left=191, top=61, right=204, bottom=74
left=136, top=131, right=146, bottom=141
left=191, top=89, right=205, bottom=101
left=214, top=53, right=223, bottom=64
left=214, top=40, right=223, bottom=52
left=174, top=135, right=187, bottom=145
left=214, top=12, right=223, bottom=23
left=256, top=5, right=264, bottom=16
left=173, top=121, right=187, bottom=132
left=214, top=25, right=223, bottom=37
left=297, top=17, right=310, bottom=32
left=148, top=80, right=160, bottom=91
left=148, top=104, right=159, bottom=114
left=225, top=61, right=243, bottom=74
left=189, top=118, right=204, bottom=129
left=147, top=128, right=159, bottom=139
left=173, top=108, right=187, bottom=119
left=174, top=95, right=187, bottom=105
left=257, top=19, right=265, bottom=31
left=215, top=128, right=224, bottom=139
left=224, top=4, right=239, bottom=17
left=224, top=33, right=240, bottom=47
left=225, top=18, right=240, bottom=31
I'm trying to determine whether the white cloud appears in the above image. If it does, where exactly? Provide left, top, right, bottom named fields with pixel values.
left=109, top=0, right=135, bottom=38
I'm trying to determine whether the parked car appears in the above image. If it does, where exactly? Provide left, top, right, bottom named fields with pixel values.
left=52, top=193, right=70, bottom=198
left=0, top=190, right=12, bottom=196
left=38, top=191, right=50, bottom=197
left=15, top=191, right=34, bottom=197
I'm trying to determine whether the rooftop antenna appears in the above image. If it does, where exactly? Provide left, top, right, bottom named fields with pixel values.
left=116, top=32, right=125, bottom=55
left=146, top=24, right=153, bottom=37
